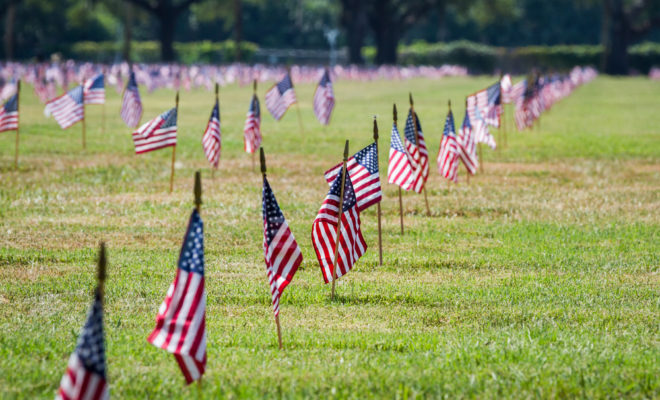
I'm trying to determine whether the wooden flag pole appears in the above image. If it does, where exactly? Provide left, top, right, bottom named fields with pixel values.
left=14, top=80, right=20, bottom=170
left=260, top=147, right=283, bottom=349
left=331, top=140, right=349, bottom=300
left=170, top=92, right=179, bottom=194
left=393, top=104, right=404, bottom=235
left=373, top=117, right=383, bottom=266
left=409, top=93, right=431, bottom=216
left=82, top=81, right=87, bottom=150
left=97, top=242, right=107, bottom=303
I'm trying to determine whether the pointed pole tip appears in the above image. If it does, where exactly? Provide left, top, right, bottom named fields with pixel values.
left=373, top=117, right=378, bottom=141
left=409, top=92, right=413, bottom=106
left=343, top=140, right=349, bottom=160
left=194, top=170, right=202, bottom=210
left=97, top=242, right=107, bottom=284
left=260, top=147, right=267, bottom=175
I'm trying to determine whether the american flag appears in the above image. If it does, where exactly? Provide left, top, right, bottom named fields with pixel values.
left=262, top=176, right=302, bottom=316
left=500, top=74, right=513, bottom=104
left=312, top=171, right=366, bottom=283
left=313, top=69, right=335, bottom=125
left=45, top=85, right=84, bottom=129
left=56, top=289, right=109, bottom=400
left=472, top=106, right=497, bottom=150
left=0, top=92, right=18, bottom=132
left=456, top=111, right=478, bottom=175
left=437, top=110, right=460, bottom=182
left=202, top=100, right=221, bottom=168
left=403, top=109, right=429, bottom=193
left=324, top=143, right=381, bottom=212
left=265, top=74, right=296, bottom=121
left=148, top=209, right=207, bottom=384
left=132, top=108, right=177, bottom=154
left=467, top=81, right=502, bottom=128
left=243, top=94, right=261, bottom=154
left=387, top=123, right=414, bottom=191
left=121, top=71, right=142, bottom=128
left=83, top=74, right=105, bottom=105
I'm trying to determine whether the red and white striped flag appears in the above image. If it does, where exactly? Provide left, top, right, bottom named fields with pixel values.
left=387, top=123, right=414, bottom=191
left=500, top=74, right=513, bottom=104
left=467, top=81, right=502, bottom=128
left=202, top=100, right=220, bottom=168
left=403, top=109, right=429, bottom=193
left=45, top=85, right=84, bottom=129
left=83, top=73, right=105, bottom=105
left=262, top=176, right=302, bottom=316
left=437, top=110, right=460, bottom=182
left=243, top=94, right=261, bottom=154
left=265, top=74, right=296, bottom=121
left=324, top=143, right=381, bottom=212
left=132, top=108, right=177, bottom=154
left=312, top=171, right=366, bottom=283
left=0, top=92, right=18, bottom=132
left=56, top=289, right=108, bottom=400
left=148, top=210, right=207, bottom=384
left=457, top=111, right=478, bottom=175
left=121, top=71, right=142, bottom=128
left=313, top=69, right=335, bottom=125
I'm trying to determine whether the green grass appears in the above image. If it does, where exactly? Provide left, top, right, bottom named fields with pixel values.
left=0, top=76, right=659, bottom=399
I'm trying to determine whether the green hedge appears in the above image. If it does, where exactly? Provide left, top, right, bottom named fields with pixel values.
left=364, top=40, right=660, bottom=73
left=70, top=40, right=258, bottom=63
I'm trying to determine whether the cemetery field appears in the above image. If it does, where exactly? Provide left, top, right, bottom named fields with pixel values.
left=0, top=76, right=658, bottom=398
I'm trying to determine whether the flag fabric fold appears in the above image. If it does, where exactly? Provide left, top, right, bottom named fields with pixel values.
left=437, top=110, right=460, bottom=182
left=83, top=74, right=105, bottom=105
left=387, top=123, right=414, bottom=191
left=243, top=94, right=262, bottom=154
left=45, top=85, right=84, bottom=129
left=262, top=176, right=303, bottom=316
left=121, top=71, right=142, bottom=128
left=265, top=74, right=296, bottom=121
left=313, top=69, right=335, bottom=125
left=202, top=100, right=221, bottom=168
left=56, top=289, right=109, bottom=400
left=0, top=92, right=18, bottom=132
left=403, top=109, right=429, bottom=193
left=148, top=209, right=207, bottom=385
left=132, top=108, right=177, bottom=154
left=312, top=171, right=366, bottom=283
left=456, top=111, right=478, bottom=175
left=324, top=142, right=381, bottom=212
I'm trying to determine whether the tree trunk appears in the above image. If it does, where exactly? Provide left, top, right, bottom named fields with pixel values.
left=122, top=3, right=133, bottom=62
left=340, top=0, right=366, bottom=64
left=159, top=10, right=177, bottom=61
left=4, top=1, right=16, bottom=60
left=370, top=0, right=399, bottom=65
left=602, top=0, right=630, bottom=75
left=234, top=0, right=243, bottom=62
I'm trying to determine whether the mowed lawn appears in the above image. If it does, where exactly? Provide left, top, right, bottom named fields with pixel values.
left=0, top=75, right=658, bottom=399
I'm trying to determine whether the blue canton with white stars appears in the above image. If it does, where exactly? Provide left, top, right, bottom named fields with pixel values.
left=277, top=75, right=293, bottom=95
left=462, top=111, right=472, bottom=131
left=210, top=100, right=219, bottom=121
left=262, top=177, right=286, bottom=245
left=353, top=143, right=379, bottom=174
left=390, top=124, right=407, bottom=152
left=250, top=95, right=260, bottom=118
left=68, top=86, right=84, bottom=105
left=404, top=110, right=423, bottom=144
left=487, top=82, right=501, bottom=106
left=319, top=70, right=331, bottom=87
left=74, top=290, right=106, bottom=378
left=160, top=108, right=178, bottom=129
left=329, top=169, right=357, bottom=212
left=443, top=111, right=456, bottom=137
left=3, top=93, right=18, bottom=112
left=127, top=71, right=138, bottom=90
left=88, top=74, right=104, bottom=90
left=178, top=210, right=204, bottom=276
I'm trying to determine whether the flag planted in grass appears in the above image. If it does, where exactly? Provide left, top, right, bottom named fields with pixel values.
left=148, top=209, right=207, bottom=384
left=45, top=85, right=84, bottom=129
left=0, top=91, right=18, bottom=132
left=265, top=74, right=296, bottom=121
left=262, top=176, right=302, bottom=316
left=243, top=94, right=261, bottom=154
left=312, top=171, right=366, bottom=283
left=324, top=143, right=381, bottom=212
left=403, top=109, right=429, bottom=193
left=437, top=109, right=460, bottom=182
left=202, top=99, right=221, bottom=168
left=55, top=289, right=108, bottom=400
left=132, top=108, right=177, bottom=154
left=313, top=69, right=335, bottom=125
left=387, top=123, right=414, bottom=191
left=83, top=74, right=105, bottom=105
left=121, top=71, right=142, bottom=128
